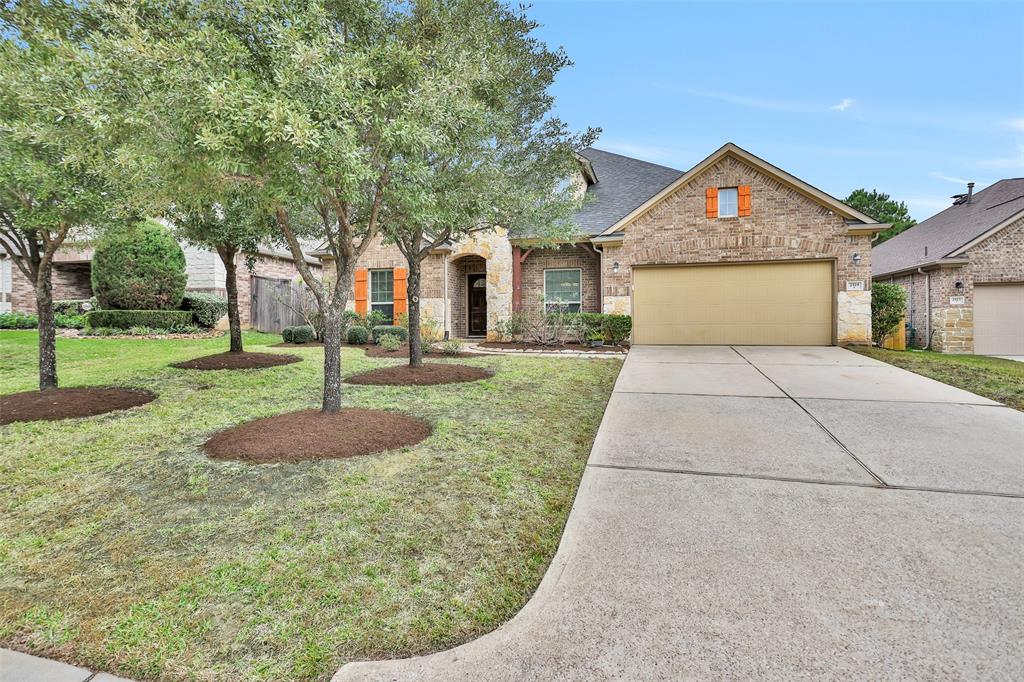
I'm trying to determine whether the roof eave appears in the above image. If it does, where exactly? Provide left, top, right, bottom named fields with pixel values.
left=873, top=257, right=971, bottom=279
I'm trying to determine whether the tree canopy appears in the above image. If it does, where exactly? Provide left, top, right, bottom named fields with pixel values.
left=845, top=188, right=916, bottom=244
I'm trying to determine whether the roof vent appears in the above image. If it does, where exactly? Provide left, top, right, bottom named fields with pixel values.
left=951, top=181, right=975, bottom=206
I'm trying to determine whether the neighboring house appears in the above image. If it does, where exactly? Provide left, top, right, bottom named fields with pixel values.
left=327, top=142, right=884, bottom=345
left=0, top=241, right=322, bottom=330
left=872, top=179, right=1024, bottom=355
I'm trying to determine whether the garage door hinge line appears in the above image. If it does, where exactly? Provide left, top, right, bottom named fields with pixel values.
left=728, top=346, right=889, bottom=488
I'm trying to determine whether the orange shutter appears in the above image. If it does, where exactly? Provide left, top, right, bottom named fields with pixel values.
left=393, top=267, right=408, bottom=316
left=705, top=187, right=718, bottom=218
left=354, top=268, right=368, bottom=315
left=738, top=185, right=752, bottom=216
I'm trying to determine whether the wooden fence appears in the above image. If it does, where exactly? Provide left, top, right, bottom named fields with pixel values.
left=881, top=318, right=907, bottom=351
left=250, top=276, right=307, bottom=333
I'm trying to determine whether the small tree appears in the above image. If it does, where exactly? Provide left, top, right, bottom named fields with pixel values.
left=91, top=218, right=187, bottom=310
left=168, top=197, right=275, bottom=352
left=0, top=0, right=124, bottom=390
left=871, top=282, right=907, bottom=346
left=845, top=189, right=916, bottom=244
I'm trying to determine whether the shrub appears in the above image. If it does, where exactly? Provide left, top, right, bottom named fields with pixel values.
left=378, top=333, right=402, bottom=352
left=84, top=309, right=193, bottom=330
left=0, top=311, right=37, bottom=329
left=346, top=325, right=369, bottom=345
left=284, top=325, right=315, bottom=344
left=365, top=310, right=388, bottom=329
left=80, top=324, right=201, bottom=337
left=441, top=339, right=464, bottom=356
left=91, top=218, right=187, bottom=310
left=180, top=292, right=228, bottom=328
left=394, top=312, right=409, bottom=329
left=372, top=325, right=408, bottom=343
left=603, top=314, right=632, bottom=345
left=871, top=282, right=907, bottom=345
left=421, top=315, right=444, bottom=342
left=53, top=299, right=93, bottom=315
left=55, top=313, right=85, bottom=329
left=494, top=312, right=529, bottom=342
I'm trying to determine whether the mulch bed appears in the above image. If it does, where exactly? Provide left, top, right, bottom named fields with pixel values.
left=271, top=341, right=325, bottom=348
left=0, top=387, right=156, bottom=425
left=478, top=341, right=627, bottom=354
left=346, top=363, right=493, bottom=386
left=359, top=343, right=476, bottom=359
left=170, top=351, right=302, bottom=370
left=203, top=408, right=431, bottom=463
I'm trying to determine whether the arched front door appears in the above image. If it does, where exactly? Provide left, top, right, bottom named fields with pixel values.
left=467, top=273, right=487, bottom=337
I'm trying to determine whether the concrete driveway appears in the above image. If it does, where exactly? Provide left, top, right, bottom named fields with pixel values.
left=335, top=346, right=1024, bottom=681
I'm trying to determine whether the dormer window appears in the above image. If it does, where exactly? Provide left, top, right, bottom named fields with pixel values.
left=718, top=187, right=738, bottom=217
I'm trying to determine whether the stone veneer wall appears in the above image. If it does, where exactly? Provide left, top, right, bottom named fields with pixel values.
left=519, top=244, right=601, bottom=316
left=448, top=229, right=513, bottom=340
left=598, top=154, right=874, bottom=344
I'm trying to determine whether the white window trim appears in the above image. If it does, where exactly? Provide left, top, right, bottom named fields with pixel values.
left=543, top=268, right=583, bottom=311
left=718, top=187, right=739, bottom=218
left=369, top=268, right=394, bottom=305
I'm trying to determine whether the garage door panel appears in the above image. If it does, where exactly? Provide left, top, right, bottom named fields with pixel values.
left=974, top=285, right=1024, bottom=355
left=633, top=261, right=834, bottom=345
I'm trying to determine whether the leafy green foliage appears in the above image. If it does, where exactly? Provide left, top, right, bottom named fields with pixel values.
left=845, top=189, right=917, bottom=244
left=871, top=282, right=907, bottom=345
left=441, top=338, right=464, bottom=356
left=282, top=325, right=315, bottom=344
left=378, top=333, right=402, bottom=352
left=346, top=325, right=370, bottom=345
left=603, top=315, right=632, bottom=345
left=91, top=219, right=187, bottom=310
left=53, top=299, right=93, bottom=315
left=372, top=325, right=408, bottom=343
left=0, top=312, right=38, bottom=329
left=85, top=309, right=193, bottom=330
left=181, top=293, right=228, bottom=328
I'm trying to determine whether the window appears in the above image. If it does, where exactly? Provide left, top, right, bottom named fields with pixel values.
left=718, top=187, right=738, bottom=217
left=370, top=269, right=394, bottom=322
left=544, top=269, right=582, bottom=313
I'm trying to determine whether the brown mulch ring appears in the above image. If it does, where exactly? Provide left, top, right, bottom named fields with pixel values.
left=478, top=341, right=627, bottom=354
left=203, top=408, right=431, bottom=463
left=346, top=363, right=493, bottom=386
left=270, top=341, right=325, bottom=348
left=0, top=387, right=156, bottom=425
left=170, top=351, right=302, bottom=370
left=358, top=343, right=476, bottom=359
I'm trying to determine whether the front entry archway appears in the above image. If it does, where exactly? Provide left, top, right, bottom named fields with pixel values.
left=467, top=273, right=487, bottom=337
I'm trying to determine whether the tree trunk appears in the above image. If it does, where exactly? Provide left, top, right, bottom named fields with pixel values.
left=35, top=265, right=57, bottom=391
left=217, top=245, right=243, bottom=353
left=321, top=302, right=344, bottom=413
left=407, top=256, right=423, bottom=368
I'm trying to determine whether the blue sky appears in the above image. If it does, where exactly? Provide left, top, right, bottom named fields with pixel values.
left=527, top=1, right=1024, bottom=221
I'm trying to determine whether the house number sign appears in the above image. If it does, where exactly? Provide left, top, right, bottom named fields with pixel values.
left=949, top=296, right=965, bottom=305
left=845, top=280, right=865, bottom=291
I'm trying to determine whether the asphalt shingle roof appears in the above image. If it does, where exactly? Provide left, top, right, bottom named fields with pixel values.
left=873, top=179, right=1024, bottom=276
left=572, top=148, right=684, bottom=235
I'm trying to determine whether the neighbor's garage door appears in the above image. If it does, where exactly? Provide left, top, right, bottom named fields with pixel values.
left=633, top=260, right=834, bottom=345
left=974, top=284, right=1024, bottom=355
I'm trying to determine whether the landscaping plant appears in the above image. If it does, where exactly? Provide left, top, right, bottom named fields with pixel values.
left=378, top=333, right=402, bottom=352
left=180, top=292, right=229, bottom=329
left=91, top=219, right=187, bottom=310
left=441, top=338, right=464, bottom=356
left=371, top=325, right=408, bottom=344
left=346, top=325, right=370, bottom=345
left=870, top=282, right=907, bottom=346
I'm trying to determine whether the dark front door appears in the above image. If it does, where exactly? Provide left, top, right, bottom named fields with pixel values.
left=468, top=273, right=487, bottom=336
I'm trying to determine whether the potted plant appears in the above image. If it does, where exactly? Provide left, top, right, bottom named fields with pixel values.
left=587, top=330, right=604, bottom=348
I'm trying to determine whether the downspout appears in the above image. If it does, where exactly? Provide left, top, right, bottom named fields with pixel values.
left=442, top=255, right=449, bottom=340
left=585, top=241, right=604, bottom=313
left=917, top=267, right=931, bottom=349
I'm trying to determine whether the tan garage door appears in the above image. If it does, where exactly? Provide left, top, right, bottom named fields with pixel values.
left=974, top=284, right=1024, bottom=355
left=633, top=261, right=834, bottom=345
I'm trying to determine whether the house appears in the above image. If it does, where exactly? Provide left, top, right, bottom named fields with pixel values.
left=332, top=142, right=884, bottom=345
left=872, top=179, right=1024, bottom=355
left=0, top=240, right=322, bottom=330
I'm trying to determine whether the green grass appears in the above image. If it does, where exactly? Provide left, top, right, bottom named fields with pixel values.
left=0, top=330, right=621, bottom=681
left=852, top=346, right=1024, bottom=411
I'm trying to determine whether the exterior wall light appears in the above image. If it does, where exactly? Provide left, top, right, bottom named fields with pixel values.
left=851, top=252, right=862, bottom=265
left=612, top=261, right=620, bottom=273
left=955, top=281, right=965, bottom=294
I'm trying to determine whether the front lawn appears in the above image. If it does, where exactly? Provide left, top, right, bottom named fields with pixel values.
left=851, top=346, right=1024, bottom=411
left=0, top=330, right=620, bottom=681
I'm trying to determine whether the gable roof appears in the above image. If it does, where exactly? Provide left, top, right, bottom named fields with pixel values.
left=872, top=178, right=1024, bottom=277
left=598, top=142, right=883, bottom=236
left=572, top=148, right=684, bottom=235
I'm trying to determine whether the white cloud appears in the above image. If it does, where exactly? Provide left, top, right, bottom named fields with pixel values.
left=1003, top=118, right=1024, bottom=132
left=929, top=171, right=972, bottom=185
left=830, top=98, right=854, bottom=112
left=974, top=141, right=1024, bottom=170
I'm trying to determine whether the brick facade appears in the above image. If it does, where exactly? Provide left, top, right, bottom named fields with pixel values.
left=519, top=244, right=601, bottom=316
left=598, top=154, right=874, bottom=343
left=8, top=244, right=95, bottom=312
left=882, top=216, right=1024, bottom=352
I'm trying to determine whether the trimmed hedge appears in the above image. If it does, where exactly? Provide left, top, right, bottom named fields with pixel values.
left=282, top=325, right=315, bottom=344
left=53, top=299, right=93, bottom=315
left=84, top=309, right=193, bottom=330
left=181, top=292, right=228, bottom=328
left=0, top=312, right=85, bottom=329
left=603, top=314, right=632, bottom=344
left=91, top=218, right=187, bottom=310
left=371, top=325, right=408, bottom=343
left=346, top=325, right=369, bottom=345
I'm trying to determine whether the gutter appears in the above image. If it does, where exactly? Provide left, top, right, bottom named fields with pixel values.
left=872, top=257, right=970, bottom=280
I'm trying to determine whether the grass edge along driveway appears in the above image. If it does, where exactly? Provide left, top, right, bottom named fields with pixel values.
left=0, top=330, right=621, bottom=681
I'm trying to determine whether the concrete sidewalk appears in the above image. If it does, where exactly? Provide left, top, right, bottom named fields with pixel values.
left=334, top=345, right=1024, bottom=681
left=0, top=648, right=133, bottom=682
